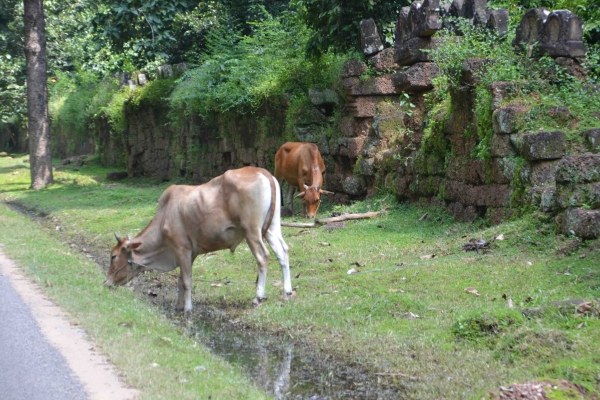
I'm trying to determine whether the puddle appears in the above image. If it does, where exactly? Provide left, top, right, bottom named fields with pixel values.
left=175, top=309, right=406, bottom=400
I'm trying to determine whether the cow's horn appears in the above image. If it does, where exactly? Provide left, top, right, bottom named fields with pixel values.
left=303, top=184, right=309, bottom=190
left=126, top=234, right=132, bottom=241
left=295, top=191, right=306, bottom=199
left=114, top=232, right=122, bottom=243
left=320, top=189, right=334, bottom=195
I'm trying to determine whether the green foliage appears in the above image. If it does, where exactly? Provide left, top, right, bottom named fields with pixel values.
left=169, top=9, right=347, bottom=121
left=292, top=0, right=410, bottom=57
left=430, top=18, right=600, bottom=162
left=453, top=309, right=524, bottom=342
left=127, top=78, right=176, bottom=111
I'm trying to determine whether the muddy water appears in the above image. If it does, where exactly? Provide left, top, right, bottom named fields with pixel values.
left=175, top=308, right=406, bottom=400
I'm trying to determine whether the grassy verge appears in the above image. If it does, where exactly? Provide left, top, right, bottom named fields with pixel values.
left=1, top=153, right=599, bottom=399
left=0, top=155, right=268, bottom=399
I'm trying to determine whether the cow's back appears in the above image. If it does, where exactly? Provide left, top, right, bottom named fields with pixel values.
left=274, top=142, right=324, bottom=187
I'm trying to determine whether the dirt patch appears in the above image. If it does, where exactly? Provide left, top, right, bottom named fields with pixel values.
left=0, top=250, right=139, bottom=400
left=487, top=380, right=598, bottom=399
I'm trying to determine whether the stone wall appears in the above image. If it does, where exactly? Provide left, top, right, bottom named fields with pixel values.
left=13, top=0, right=599, bottom=239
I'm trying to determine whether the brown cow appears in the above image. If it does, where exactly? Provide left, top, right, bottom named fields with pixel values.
left=274, top=142, right=332, bottom=218
left=104, top=167, right=293, bottom=312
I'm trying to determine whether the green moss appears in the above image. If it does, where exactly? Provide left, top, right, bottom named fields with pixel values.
left=453, top=309, right=524, bottom=343
left=127, top=78, right=176, bottom=111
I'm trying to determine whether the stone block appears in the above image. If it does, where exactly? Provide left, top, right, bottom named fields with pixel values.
left=491, top=157, right=517, bottom=184
left=394, top=37, right=441, bottom=66
left=530, top=160, right=558, bottom=186
left=446, top=156, right=485, bottom=184
left=341, top=60, right=367, bottom=78
left=492, top=102, right=529, bottom=134
left=511, top=130, right=565, bottom=161
left=489, top=81, right=518, bottom=111
left=343, top=175, right=366, bottom=196
left=107, top=171, right=128, bottom=181
left=359, top=157, right=376, bottom=176
left=341, top=77, right=360, bottom=91
left=332, top=136, right=368, bottom=158
left=137, top=73, right=148, bottom=86
left=395, top=0, right=440, bottom=49
left=513, top=8, right=550, bottom=52
left=491, top=134, right=516, bottom=158
left=157, top=64, right=173, bottom=79
left=392, top=62, right=440, bottom=93
left=360, top=19, right=384, bottom=56
left=309, top=88, right=340, bottom=106
left=372, top=115, right=405, bottom=140
left=486, top=207, right=516, bottom=224
left=486, top=9, right=509, bottom=37
left=540, top=186, right=557, bottom=212
left=447, top=202, right=480, bottom=222
left=367, top=48, right=399, bottom=72
left=347, top=96, right=391, bottom=118
left=348, top=75, right=400, bottom=96
left=583, top=128, right=600, bottom=153
left=461, top=58, right=491, bottom=85
left=540, top=10, right=586, bottom=58
left=555, top=153, right=600, bottom=183
left=172, top=63, right=189, bottom=77
left=560, top=208, right=600, bottom=239
left=556, top=182, right=600, bottom=209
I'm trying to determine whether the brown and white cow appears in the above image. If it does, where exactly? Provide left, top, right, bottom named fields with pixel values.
left=274, top=142, right=332, bottom=218
left=104, top=166, right=293, bottom=312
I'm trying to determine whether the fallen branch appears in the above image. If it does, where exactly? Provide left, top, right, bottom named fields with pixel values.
left=281, top=210, right=387, bottom=228
left=374, top=372, right=418, bottom=380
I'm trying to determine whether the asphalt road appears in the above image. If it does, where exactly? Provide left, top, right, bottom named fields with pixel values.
left=0, top=261, right=87, bottom=400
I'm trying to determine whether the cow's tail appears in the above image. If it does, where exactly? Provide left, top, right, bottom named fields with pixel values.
left=259, top=169, right=277, bottom=239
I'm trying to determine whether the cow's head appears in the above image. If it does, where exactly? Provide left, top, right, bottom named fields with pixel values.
left=295, top=184, right=334, bottom=218
left=104, top=232, right=143, bottom=287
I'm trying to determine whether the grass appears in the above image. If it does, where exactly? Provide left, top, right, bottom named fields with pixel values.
left=1, top=153, right=599, bottom=399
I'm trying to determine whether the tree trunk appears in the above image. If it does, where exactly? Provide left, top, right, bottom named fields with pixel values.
left=23, top=0, right=53, bottom=190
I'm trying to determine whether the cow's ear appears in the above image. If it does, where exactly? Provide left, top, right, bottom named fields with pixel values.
left=295, top=191, right=306, bottom=199
left=114, top=232, right=123, bottom=244
left=126, top=241, right=142, bottom=251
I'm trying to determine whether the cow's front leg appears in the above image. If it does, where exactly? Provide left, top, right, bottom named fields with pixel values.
left=285, top=183, right=295, bottom=214
left=175, top=250, right=193, bottom=313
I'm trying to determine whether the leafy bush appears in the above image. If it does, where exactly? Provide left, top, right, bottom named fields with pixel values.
left=429, top=17, right=600, bottom=160
left=169, top=9, right=348, bottom=121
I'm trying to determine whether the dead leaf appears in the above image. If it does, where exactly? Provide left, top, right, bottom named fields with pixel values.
left=577, top=301, right=592, bottom=314
left=273, top=281, right=282, bottom=287
left=464, top=287, right=479, bottom=296
left=389, top=289, right=405, bottom=293
left=211, top=283, right=223, bottom=287
left=318, top=242, right=330, bottom=246
left=576, top=322, right=584, bottom=329
left=295, top=229, right=310, bottom=236
left=420, top=254, right=436, bottom=260
left=495, top=234, right=505, bottom=241
left=563, top=266, right=572, bottom=276
left=507, top=298, right=514, bottom=308
left=502, top=293, right=507, bottom=300
left=526, top=261, right=533, bottom=266
left=350, top=261, right=364, bottom=267
left=419, top=212, right=428, bottom=221
left=347, top=268, right=360, bottom=275
left=409, top=312, right=420, bottom=319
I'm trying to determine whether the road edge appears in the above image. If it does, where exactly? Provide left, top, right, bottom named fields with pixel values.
left=0, top=249, right=139, bottom=400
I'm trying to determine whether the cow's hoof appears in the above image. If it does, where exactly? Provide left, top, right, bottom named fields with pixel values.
left=252, top=297, right=267, bottom=307
left=284, top=290, right=297, bottom=301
